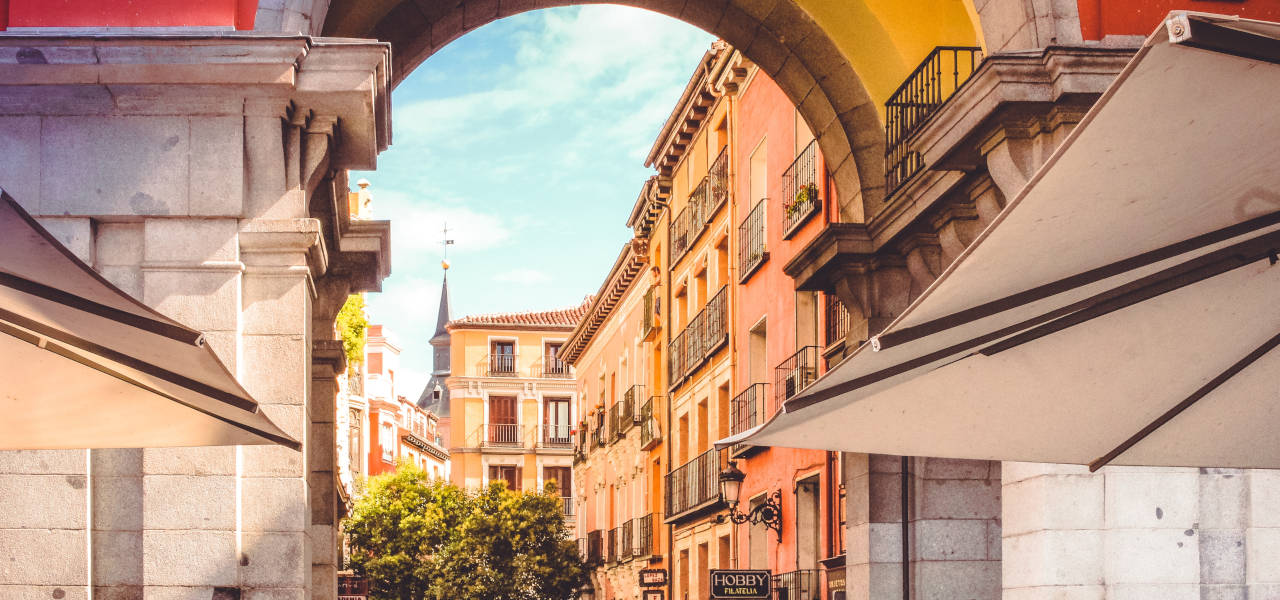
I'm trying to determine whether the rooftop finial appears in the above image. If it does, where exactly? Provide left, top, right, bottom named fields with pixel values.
left=441, top=222, right=455, bottom=270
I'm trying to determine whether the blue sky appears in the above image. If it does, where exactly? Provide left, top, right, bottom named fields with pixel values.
left=352, top=6, right=714, bottom=397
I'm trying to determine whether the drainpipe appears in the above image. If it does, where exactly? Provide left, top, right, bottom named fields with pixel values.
left=901, top=456, right=910, bottom=600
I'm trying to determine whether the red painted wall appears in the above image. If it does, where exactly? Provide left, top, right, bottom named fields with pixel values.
left=731, top=67, right=840, bottom=574
left=0, top=0, right=256, bottom=30
left=1077, top=0, right=1280, bottom=39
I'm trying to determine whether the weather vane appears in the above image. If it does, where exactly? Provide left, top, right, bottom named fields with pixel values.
left=441, top=222, right=455, bottom=270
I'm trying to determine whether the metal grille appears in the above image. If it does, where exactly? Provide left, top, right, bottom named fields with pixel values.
left=730, top=383, right=770, bottom=436
left=487, top=353, right=517, bottom=376
left=885, top=46, right=983, bottom=193
left=774, top=346, right=819, bottom=407
left=586, top=530, right=602, bottom=564
left=481, top=423, right=524, bottom=448
left=773, top=569, right=822, bottom=600
left=668, top=285, right=729, bottom=386
left=637, top=513, right=654, bottom=556
left=670, top=147, right=729, bottom=266
left=824, top=294, right=850, bottom=348
left=781, top=140, right=821, bottom=237
left=541, top=424, right=571, bottom=448
left=620, top=518, right=634, bottom=560
left=639, top=396, right=661, bottom=448
left=607, top=527, right=618, bottom=563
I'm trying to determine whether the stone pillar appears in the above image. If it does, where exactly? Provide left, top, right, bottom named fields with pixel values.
left=0, top=450, right=89, bottom=599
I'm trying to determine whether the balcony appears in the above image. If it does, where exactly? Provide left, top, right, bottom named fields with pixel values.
left=590, top=411, right=608, bottom=449
left=637, top=513, right=654, bottom=557
left=642, top=286, right=659, bottom=341
left=773, top=569, right=822, bottom=600
left=540, top=355, right=571, bottom=378
left=487, top=353, right=517, bottom=377
left=885, top=46, right=983, bottom=194
left=670, top=147, right=729, bottom=266
left=824, top=294, right=851, bottom=350
left=615, top=385, right=642, bottom=439
left=586, top=530, right=603, bottom=565
left=664, top=447, right=728, bottom=523
left=480, top=423, right=525, bottom=448
left=573, top=427, right=588, bottom=463
left=560, top=496, right=574, bottom=518
left=667, top=285, right=729, bottom=387
left=607, top=527, right=618, bottom=564
left=620, top=518, right=634, bottom=562
left=738, top=198, right=768, bottom=281
left=338, top=575, right=368, bottom=600
left=541, top=423, right=572, bottom=449
left=639, top=395, right=662, bottom=450
left=775, top=346, right=819, bottom=408
left=781, top=140, right=822, bottom=238
left=729, top=383, right=770, bottom=457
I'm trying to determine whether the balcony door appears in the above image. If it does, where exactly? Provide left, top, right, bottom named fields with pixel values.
left=544, top=342, right=566, bottom=377
left=544, top=397, right=570, bottom=445
left=489, top=395, right=518, bottom=445
left=491, top=340, right=515, bottom=375
left=544, top=466, right=572, bottom=513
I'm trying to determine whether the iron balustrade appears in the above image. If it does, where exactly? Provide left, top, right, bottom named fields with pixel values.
left=338, top=575, right=368, bottom=598
left=541, top=423, right=572, bottom=448
left=620, top=518, right=634, bottom=560
left=482, top=423, right=524, bottom=448
left=639, top=396, right=662, bottom=449
left=667, top=286, right=729, bottom=386
left=664, top=447, right=728, bottom=520
left=487, top=353, right=517, bottom=376
left=824, top=294, right=850, bottom=349
left=577, top=538, right=587, bottom=562
left=885, top=46, right=983, bottom=193
left=607, top=527, right=618, bottom=564
left=637, top=513, right=654, bottom=556
left=616, top=385, right=642, bottom=437
left=573, top=427, right=588, bottom=463
left=670, top=147, right=729, bottom=266
left=541, top=355, right=571, bottom=378
left=561, top=497, right=574, bottom=518
left=586, top=530, right=603, bottom=565
left=346, top=371, right=363, bottom=396
left=730, top=383, right=770, bottom=436
left=775, top=346, right=820, bottom=407
left=781, top=140, right=822, bottom=238
left=738, top=198, right=768, bottom=280
left=773, top=569, right=822, bottom=600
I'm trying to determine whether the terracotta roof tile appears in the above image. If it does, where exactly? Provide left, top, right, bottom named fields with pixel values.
left=449, top=297, right=593, bottom=329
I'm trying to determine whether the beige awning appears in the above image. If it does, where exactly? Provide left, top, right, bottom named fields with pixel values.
left=725, top=13, right=1280, bottom=470
left=0, top=191, right=300, bottom=450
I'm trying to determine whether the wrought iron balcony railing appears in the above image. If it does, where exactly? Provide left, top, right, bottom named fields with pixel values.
left=781, top=140, right=822, bottom=238
left=730, top=383, right=770, bottom=437
left=487, top=353, right=517, bottom=377
left=664, top=447, right=728, bottom=522
left=481, top=423, right=525, bottom=448
left=615, top=385, right=642, bottom=438
left=642, top=286, right=658, bottom=340
left=775, top=346, right=819, bottom=407
left=668, top=285, right=729, bottom=386
left=824, top=294, right=851, bottom=350
left=639, top=395, right=662, bottom=450
left=637, top=513, right=654, bottom=557
left=739, top=198, right=768, bottom=281
left=670, top=147, right=729, bottom=266
left=607, top=527, right=618, bottom=564
left=620, top=518, right=634, bottom=561
left=560, top=496, right=574, bottom=518
left=885, top=46, right=983, bottom=194
left=541, top=424, right=572, bottom=448
left=773, top=569, right=822, bottom=600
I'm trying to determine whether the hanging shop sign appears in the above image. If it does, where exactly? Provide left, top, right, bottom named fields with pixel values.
left=710, top=570, right=771, bottom=599
left=642, top=591, right=665, bottom=600
left=640, top=569, right=668, bottom=587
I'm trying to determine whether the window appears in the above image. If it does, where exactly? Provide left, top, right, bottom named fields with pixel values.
left=380, top=421, right=395, bottom=463
left=489, top=464, right=520, bottom=491
left=490, top=340, right=515, bottom=375
left=544, top=466, right=572, bottom=501
left=544, top=342, right=567, bottom=377
left=367, top=352, right=383, bottom=375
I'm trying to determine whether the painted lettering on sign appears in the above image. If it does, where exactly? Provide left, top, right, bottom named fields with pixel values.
left=709, top=569, right=771, bottom=599
left=640, top=569, right=668, bottom=587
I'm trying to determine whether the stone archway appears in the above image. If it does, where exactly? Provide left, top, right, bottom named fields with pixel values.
left=321, top=0, right=886, bottom=219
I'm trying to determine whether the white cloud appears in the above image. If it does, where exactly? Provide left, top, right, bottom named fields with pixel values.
left=493, top=268, right=551, bottom=284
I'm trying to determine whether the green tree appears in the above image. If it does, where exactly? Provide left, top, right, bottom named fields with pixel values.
left=346, top=465, right=585, bottom=600
left=335, top=294, right=368, bottom=366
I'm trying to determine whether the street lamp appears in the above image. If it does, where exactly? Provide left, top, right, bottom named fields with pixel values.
left=718, top=460, right=783, bottom=541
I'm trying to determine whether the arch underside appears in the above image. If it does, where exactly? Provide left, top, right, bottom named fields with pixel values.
left=323, top=0, right=981, bottom=222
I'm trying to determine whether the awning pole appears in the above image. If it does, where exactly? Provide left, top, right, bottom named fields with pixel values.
left=1088, top=330, right=1280, bottom=471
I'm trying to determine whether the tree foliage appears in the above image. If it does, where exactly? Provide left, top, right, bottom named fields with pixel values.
left=346, top=465, right=585, bottom=600
left=335, top=294, right=369, bottom=367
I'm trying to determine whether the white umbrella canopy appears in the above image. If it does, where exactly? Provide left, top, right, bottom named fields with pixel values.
left=728, top=12, right=1280, bottom=470
left=0, top=191, right=299, bottom=450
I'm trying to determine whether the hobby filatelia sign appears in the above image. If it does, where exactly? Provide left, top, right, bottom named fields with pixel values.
left=710, top=570, right=771, bottom=599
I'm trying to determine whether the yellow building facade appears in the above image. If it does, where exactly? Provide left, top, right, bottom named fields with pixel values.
left=445, top=303, right=590, bottom=518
